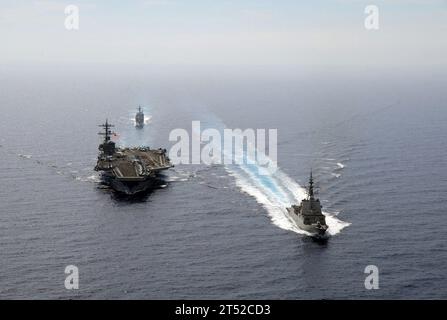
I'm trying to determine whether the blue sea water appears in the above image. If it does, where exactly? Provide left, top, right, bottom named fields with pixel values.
left=0, top=66, right=446, bottom=299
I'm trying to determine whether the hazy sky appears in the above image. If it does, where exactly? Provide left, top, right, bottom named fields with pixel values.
left=1, top=0, right=446, bottom=67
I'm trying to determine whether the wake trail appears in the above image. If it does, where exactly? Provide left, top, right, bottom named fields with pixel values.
left=198, top=114, right=350, bottom=236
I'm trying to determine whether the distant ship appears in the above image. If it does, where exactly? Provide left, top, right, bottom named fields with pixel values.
left=94, top=120, right=172, bottom=195
left=286, top=171, right=328, bottom=236
left=135, top=106, right=144, bottom=128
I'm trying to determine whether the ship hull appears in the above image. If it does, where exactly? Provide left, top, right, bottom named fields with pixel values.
left=110, top=178, right=155, bottom=195
left=135, top=113, right=144, bottom=128
left=286, top=207, right=328, bottom=236
left=100, top=173, right=160, bottom=195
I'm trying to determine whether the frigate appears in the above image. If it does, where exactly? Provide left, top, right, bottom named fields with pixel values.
left=94, top=120, right=172, bottom=195
left=135, top=106, right=144, bottom=128
left=286, top=171, right=328, bottom=236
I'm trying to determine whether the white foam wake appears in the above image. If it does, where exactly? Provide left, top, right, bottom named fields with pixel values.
left=227, top=163, right=350, bottom=236
left=196, top=114, right=350, bottom=237
left=222, top=141, right=348, bottom=236
left=336, top=162, right=345, bottom=169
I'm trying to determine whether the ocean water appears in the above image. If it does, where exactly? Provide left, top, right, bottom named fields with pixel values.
left=0, top=66, right=446, bottom=299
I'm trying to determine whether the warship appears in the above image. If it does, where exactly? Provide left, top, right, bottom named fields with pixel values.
left=286, top=171, right=328, bottom=236
left=94, top=120, right=172, bottom=195
left=135, top=106, right=144, bottom=128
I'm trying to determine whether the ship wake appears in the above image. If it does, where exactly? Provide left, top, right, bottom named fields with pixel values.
left=199, top=114, right=350, bottom=237
left=227, top=162, right=349, bottom=236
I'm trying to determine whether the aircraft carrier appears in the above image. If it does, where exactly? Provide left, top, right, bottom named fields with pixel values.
left=94, top=120, right=172, bottom=195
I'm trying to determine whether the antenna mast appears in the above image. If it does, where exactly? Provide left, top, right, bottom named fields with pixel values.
left=308, top=169, right=314, bottom=200
left=98, top=119, right=115, bottom=143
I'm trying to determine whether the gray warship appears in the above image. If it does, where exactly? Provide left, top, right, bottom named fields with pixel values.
left=94, top=120, right=172, bottom=195
left=286, top=171, right=328, bottom=236
left=135, top=106, right=144, bottom=128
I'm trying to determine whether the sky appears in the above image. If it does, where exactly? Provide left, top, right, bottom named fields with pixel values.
left=0, top=0, right=446, bottom=67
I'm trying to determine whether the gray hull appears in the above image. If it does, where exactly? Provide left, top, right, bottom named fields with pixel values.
left=135, top=113, right=144, bottom=128
left=110, top=178, right=155, bottom=195
left=101, top=173, right=159, bottom=195
left=286, top=207, right=328, bottom=236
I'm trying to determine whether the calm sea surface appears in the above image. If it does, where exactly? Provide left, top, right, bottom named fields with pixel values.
left=1, top=66, right=446, bottom=299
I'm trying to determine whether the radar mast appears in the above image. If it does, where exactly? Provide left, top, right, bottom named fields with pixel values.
left=308, top=169, right=314, bottom=200
left=98, top=119, right=115, bottom=143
